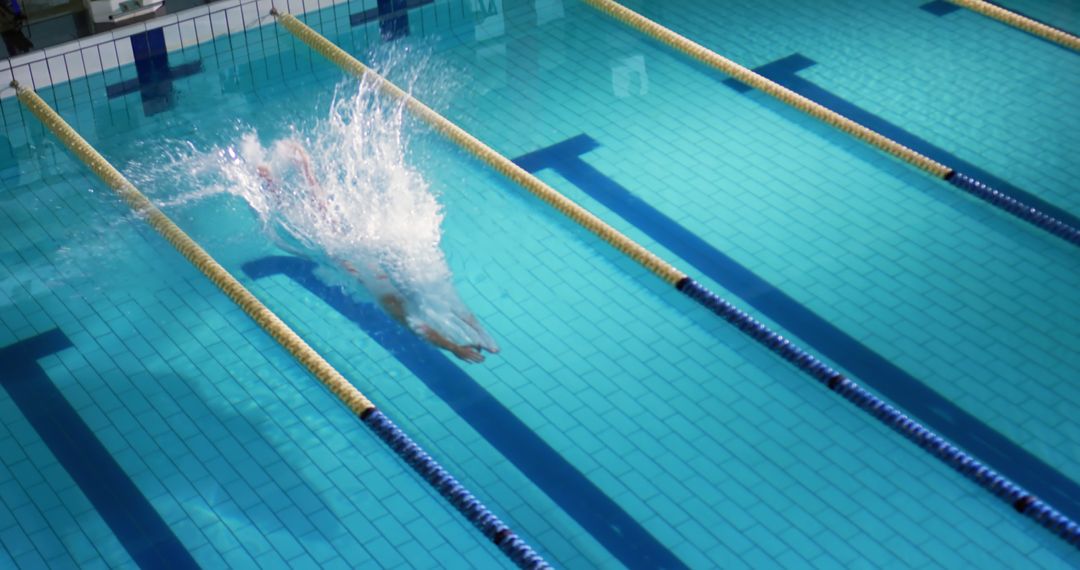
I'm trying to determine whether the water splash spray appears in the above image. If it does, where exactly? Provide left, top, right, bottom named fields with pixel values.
left=161, top=72, right=499, bottom=360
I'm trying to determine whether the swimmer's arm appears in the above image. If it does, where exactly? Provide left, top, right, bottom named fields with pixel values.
left=285, top=141, right=318, bottom=188
left=377, top=294, right=483, bottom=363
left=419, top=325, right=484, bottom=363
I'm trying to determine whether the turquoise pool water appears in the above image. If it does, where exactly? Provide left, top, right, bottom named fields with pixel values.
left=1, top=0, right=1078, bottom=568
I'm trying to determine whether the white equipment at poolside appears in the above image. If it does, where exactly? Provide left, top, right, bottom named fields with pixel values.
left=85, top=0, right=162, bottom=26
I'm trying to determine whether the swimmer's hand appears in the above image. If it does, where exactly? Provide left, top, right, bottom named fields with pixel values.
left=450, top=344, right=485, bottom=363
left=414, top=322, right=485, bottom=363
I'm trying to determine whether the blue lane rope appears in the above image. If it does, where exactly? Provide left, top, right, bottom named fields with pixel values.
left=583, top=0, right=1080, bottom=250
left=11, top=79, right=553, bottom=568
left=946, top=171, right=1080, bottom=246
left=361, top=408, right=552, bottom=569
left=272, top=7, right=1079, bottom=551
left=677, top=277, right=1080, bottom=547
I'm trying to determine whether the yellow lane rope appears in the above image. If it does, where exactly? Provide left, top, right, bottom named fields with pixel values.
left=579, top=0, right=953, bottom=179
left=272, top=10, right=686, bottom=286
left=950, top=0, right=1080, bottom=52
left=15, top=83, right=554, bottom=569
left=11, top=81, right=376, bottom=417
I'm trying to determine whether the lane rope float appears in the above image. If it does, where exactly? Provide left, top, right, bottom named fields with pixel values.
left=270, top=12, right=1080, bottom=549
left=272, top=9, right=685, bottom=286
left=949, top=0, right=1080, bottom=52
left=580, top=0, right=1080, bottom=247
left=10, top=81, right=551, bottom=570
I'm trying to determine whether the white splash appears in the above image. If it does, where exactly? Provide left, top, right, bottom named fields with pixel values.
left=181, top=74, right=498, bottom=361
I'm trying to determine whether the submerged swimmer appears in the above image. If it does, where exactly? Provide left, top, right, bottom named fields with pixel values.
left=253, top=141, right=498, bottom=363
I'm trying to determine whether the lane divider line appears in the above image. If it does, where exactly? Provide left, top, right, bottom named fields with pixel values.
left=269, top=12, right=1080, bottom=549
left=580, top=0, right=1080, bottom=247
left=720, top=53, right=1080, bottom=234
left=10, top=81, right=551, bottom=570
left=949, top=0, right=1080, bottom=52
left=513, top=133, right=1080, bottom=527
left=271, top=9, right=685, bottom=286
left=243, top=255, right=689, bottom=570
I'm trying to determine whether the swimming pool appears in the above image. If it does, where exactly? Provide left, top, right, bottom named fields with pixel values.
left=1, top=0, right=1079, bottom=567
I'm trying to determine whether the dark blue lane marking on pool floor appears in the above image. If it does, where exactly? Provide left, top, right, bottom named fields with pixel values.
left=722, top=54, right=1080, bottom=230
left=0, top=330, right=198, bottom=569
left=921, top=1, right=962, bottom=16
left=378, top=0, right=409, bottom=39
left=241, top=256, right=687, bottom=570
left=921, top=0, right=1079, bottom=52
left=350, top=0, right=433, bottom=38
left=106, top=28, right=202, bottom=117
left=511, top=134, right=1080, bottom=524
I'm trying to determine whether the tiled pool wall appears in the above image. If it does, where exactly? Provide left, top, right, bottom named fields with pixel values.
left=1, top=0, right=272, bottom=98
left=0, top=0, right=491, bottom=155
left=0, top=0, right=492, bottom=99
left=0, top=0, right=486, bottom=199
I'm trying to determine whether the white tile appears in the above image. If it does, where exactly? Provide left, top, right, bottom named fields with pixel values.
left=80, top=48, right=104, bottom=76
left=209, top=0, right=242, bottom=14
left=114, top=38, right=136, bottom=67
left=81, top=32, right=115, bottom=50
left=209, top=11, right=229, bottom=38
left=9, top=50, right=47, bottom=68
left=163, top=23, right=184, bottom=52
left=43, top=42, right=81, bottom=59
left=241, top=1, right=262, bottom=27
left=112, top=22, right=147, bottom=40
left=177, top=19, right=198, bottom=49
left=187, top=4, right=212, bottom=17
left=225, top=7, right=246, bottom=33
left=254, top=0, right=276, bottom=20
left=285, top=0, right=306, bottom=16
left=63, top=53, right=87, bottom=83
left=44, top=57, right=71, bottom=86
left=194, top=15, right=213, bottom=43
left=146, top=13, right=180, bottom=30
left=29, top=60, right=52, bottom=89
left=99, top=45, right=120, bottom=72
left=0, top=69, right=14, bottom=100
left=164, top=3, right=206, bottom=26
